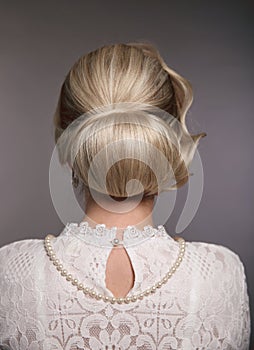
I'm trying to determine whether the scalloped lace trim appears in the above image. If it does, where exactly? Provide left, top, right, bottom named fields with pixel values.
left=61, top=221, right=171, bottom=248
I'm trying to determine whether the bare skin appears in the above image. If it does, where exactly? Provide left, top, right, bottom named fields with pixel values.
left=81, top=191, right=155, bottom=298
left=104, top=246, right=135, bottom=298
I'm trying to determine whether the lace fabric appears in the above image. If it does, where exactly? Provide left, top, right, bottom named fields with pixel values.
left=63, top=221, right=169, bottom=248
left=0, top=222, right=251, bottom=349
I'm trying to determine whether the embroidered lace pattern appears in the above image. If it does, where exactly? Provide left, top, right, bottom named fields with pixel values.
left=0, top=222, right=251, bottom=349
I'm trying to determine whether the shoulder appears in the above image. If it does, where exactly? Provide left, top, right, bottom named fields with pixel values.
left=0, top=238, right=44, bottom=273
left=185, top=239, right=250, bottom=315
left=0, top=237, right=44, bottom=254
left=187, top=239, right=244, bottom=266
left=185, top=239, right=247, bottom=284
left=185, top=240, right=251, bottom=346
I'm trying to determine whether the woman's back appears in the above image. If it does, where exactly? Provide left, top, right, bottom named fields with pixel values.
left=0, top=41, right=251, bottom=349
left=0, top=221, right=250, bottom=349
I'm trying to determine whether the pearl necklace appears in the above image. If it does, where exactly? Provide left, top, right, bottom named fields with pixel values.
left=44, top=233, right=186, bottom=304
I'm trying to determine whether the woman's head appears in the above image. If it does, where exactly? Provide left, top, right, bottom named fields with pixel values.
left=53, top=41, right=206, bottom=203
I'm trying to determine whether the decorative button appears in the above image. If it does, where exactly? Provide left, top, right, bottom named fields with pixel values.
left=112, top=238, right=120, bottom=246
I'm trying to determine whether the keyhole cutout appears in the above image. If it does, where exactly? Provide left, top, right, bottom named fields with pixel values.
left=105, top=246, right=135, bottom=298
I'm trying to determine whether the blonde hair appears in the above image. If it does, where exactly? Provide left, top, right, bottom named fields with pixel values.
left=53, top=41, right=206, bottom=201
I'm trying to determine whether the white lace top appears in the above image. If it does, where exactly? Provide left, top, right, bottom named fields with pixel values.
left=0, top=221, right=251, bottom=349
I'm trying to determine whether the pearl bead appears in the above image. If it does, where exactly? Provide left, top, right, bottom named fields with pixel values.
left=72, top=279, right=78, bottom=285
left=66, top=274, right=72, bottom=281
left=57, top=264, right=63, bottom=271
left=61, top=269, right=67, bottom=276
left=78, top=283, right=84, bottom=290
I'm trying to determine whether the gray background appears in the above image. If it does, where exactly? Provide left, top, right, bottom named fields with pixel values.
left=0, top=0, right=253, bottom=346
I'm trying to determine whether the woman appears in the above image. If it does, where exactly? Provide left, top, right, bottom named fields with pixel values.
left=0, top=42, right=251, bottom=349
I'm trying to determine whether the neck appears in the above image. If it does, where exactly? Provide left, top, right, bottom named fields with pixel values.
left=81, top=192, right=155, bottom=233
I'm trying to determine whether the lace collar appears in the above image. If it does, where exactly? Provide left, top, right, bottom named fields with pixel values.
left=60, top=221, right=172, bottom=248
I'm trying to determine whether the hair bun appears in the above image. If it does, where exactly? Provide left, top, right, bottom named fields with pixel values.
left=56, top=102, right=200, bottom=198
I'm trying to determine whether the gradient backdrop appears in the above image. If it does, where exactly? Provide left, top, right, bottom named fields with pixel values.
left=0, top=0, right=253, bottom=346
